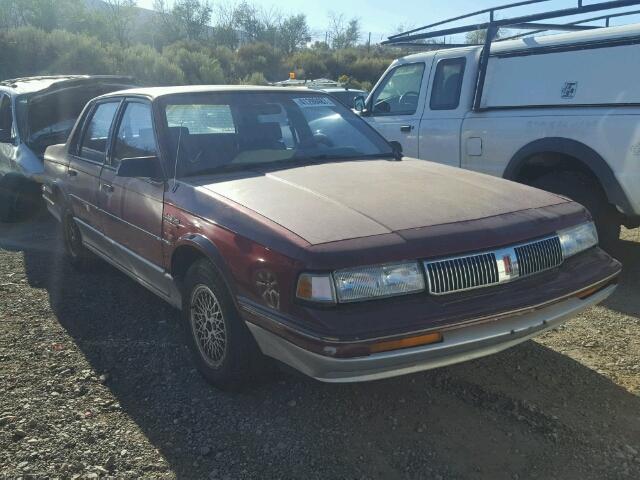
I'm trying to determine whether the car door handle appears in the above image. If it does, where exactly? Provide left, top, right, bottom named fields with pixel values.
left=67, top=169, right=78, bottom=177
left=101, top=183, right=114, bottom=194
left=400, top=125, right=413, bottom=132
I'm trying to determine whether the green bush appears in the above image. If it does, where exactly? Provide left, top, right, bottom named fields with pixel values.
left=0, top=26, right=396, bottom=89
left=239, top=72, right=268, bottom=86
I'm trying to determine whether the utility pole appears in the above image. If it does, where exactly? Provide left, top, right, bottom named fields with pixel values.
left=367, top=32, right=371, bottom=53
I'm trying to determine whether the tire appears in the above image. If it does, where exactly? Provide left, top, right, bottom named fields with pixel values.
left=0, top=174, right=31, bottom=222
left=530, top=171, right=621, bottom=250
left=181, top=259, right=263, bottom=390
left=61, top=210, right=96, bottom=271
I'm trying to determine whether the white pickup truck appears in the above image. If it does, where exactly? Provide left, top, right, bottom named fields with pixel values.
left=357, top=23, right=640, bottom=246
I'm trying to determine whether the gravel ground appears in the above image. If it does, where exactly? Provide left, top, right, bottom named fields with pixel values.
left=1, top=214, right=639, bottom=479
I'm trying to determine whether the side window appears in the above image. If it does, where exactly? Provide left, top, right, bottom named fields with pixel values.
left=0, top=94, right=13, bottom=141
left=430, top=58, right=466, bottom=110
left=79, top=101, right=120, bottom=163
left=112, top=102, right=157, bottom=168
left=371, top=63, right=425, bottom=116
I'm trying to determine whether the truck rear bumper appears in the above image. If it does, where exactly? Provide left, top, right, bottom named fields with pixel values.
left=246, top=283, right=615, bottom=383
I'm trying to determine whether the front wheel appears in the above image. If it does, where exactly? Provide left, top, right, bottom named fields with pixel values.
left=182, top=259, right=263, bottom=390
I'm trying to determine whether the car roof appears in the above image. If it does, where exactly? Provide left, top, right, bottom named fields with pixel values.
left=99, top=85, right=317, bottom=100
left=0, top=75, right=135, bottom=95
left=319, top=88, right=367, bottom=93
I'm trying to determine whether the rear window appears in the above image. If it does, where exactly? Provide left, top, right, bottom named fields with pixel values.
left=166, top=104, right=235, bottom=134
left=430, top=58, right=466, bottom=110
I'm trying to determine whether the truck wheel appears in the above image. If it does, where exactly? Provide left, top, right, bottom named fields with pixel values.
left=62, top=210, right=95, bottom=271
left=530, top=171, right=621, bottom=249
left=182, top=259, right=262, bottom=390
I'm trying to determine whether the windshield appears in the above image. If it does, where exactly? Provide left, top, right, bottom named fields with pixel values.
left=159, top=91, right=393, bottom=178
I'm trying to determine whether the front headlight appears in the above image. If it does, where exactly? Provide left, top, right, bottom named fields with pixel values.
left=558, top=222, right=598, bottom=258
left=333, top=261, right=425, bottom=303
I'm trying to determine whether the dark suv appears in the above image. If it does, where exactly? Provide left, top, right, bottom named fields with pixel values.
left=43, top=86, right=620, bottom=389
left=0, top=75, right=135, bottom=221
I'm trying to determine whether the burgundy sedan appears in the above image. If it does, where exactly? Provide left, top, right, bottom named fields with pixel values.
left=42, top=86, right=621, bottom=389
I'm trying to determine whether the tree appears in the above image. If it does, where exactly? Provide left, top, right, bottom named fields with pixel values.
left=154, top=0, right=212, bottom=43
left=0, top=0, right=86, bottom=32
left=327, top=13, right=361, bottom=49
left=279, top=14, right=310, bottom=55
left=102, top=0, right=137, bottom=46
left=465, top=29, right=501, bottom=44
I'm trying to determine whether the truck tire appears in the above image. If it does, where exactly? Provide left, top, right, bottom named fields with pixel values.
left=182, top=259, right=263, bottom=390
left=62, top=210, right=96, bottom=271
left=530, top=171, right=621, bottom=249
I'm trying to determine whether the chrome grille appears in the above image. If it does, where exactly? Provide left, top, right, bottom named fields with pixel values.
left=425, top=253, right=499, bottom=295
left=424, top=235, right=564, bottom=296
left=515, top=236, right=563, bottom=277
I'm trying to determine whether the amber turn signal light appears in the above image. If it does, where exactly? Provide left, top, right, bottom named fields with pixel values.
left=369, top=332, right=443, bottom=354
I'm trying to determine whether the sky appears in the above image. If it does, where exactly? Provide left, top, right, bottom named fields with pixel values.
left=136, top=0, right=640, bottom=43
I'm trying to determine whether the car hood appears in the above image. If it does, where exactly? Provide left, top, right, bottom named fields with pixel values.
left=190, top=158, right=569, bottom=245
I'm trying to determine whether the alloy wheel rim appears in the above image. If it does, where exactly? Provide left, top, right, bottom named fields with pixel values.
left=190, top=284, right=227, bottom=368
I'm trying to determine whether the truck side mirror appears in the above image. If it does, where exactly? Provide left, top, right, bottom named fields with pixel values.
left=389, top=141, right=403, bottom=161
left=353, top=95, right=366, bottom=113
left=117, top=155, right=163, bottom=180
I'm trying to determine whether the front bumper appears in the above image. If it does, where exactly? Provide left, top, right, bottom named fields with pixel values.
left=246, top=283, right=616, bottom=383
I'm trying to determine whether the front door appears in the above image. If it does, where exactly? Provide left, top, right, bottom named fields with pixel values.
left=98, top=99, right=167, bottom=293
left=364, top=62, right=431, bottom=158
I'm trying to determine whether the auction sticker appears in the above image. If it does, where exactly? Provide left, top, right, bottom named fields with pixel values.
left=293, top=97, right=335, bottom=108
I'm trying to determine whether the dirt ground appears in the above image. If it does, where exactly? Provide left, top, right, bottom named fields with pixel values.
left=1, top=214, right=639, bottom=480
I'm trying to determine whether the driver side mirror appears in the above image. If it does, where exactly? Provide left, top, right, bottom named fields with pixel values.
left=0, top=128, right=13, bottom=143
left=353, top=95, right=366, bottom=113
left=117, top=155, right=163, bottom=180
left=389, top=141, right=403, bottom=161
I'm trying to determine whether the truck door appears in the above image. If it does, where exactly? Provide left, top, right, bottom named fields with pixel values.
left=98, top=99, right=167, bottom=290
left=418, top=55, right=468, bottom=167
left=365, top=62, right=430, bottom=158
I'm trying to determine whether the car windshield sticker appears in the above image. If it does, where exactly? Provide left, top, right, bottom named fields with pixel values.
left=293, top=97, right=335, bottom=108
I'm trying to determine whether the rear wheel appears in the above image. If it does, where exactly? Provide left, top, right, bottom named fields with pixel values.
left=530, top=171, right=621, bottom=250
left=62, top=210, right=95, bottom=271
left=182, top=259, right=263, bottom=390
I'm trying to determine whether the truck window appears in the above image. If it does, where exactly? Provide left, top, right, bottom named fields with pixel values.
left=430, top=58, right=466, bottom=110
left=78, top=101, right=120, bottom=163
left=371, top=63, right=425, bottom=116
left=0, top=94, right=13, bottom=142
left=112, top=102, right=157, bottom=168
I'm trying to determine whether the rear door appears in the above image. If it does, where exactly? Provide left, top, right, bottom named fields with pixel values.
left=97, top=98, right=167, bottom=289
left=65, top=99, right=121, bottom=246
left=365, top=61, right=431, bottom=158
left=418, top=54, right=470, bottom=167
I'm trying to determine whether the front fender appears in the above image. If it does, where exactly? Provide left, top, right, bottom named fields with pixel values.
left=172, top=233, right=239, bottom=301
